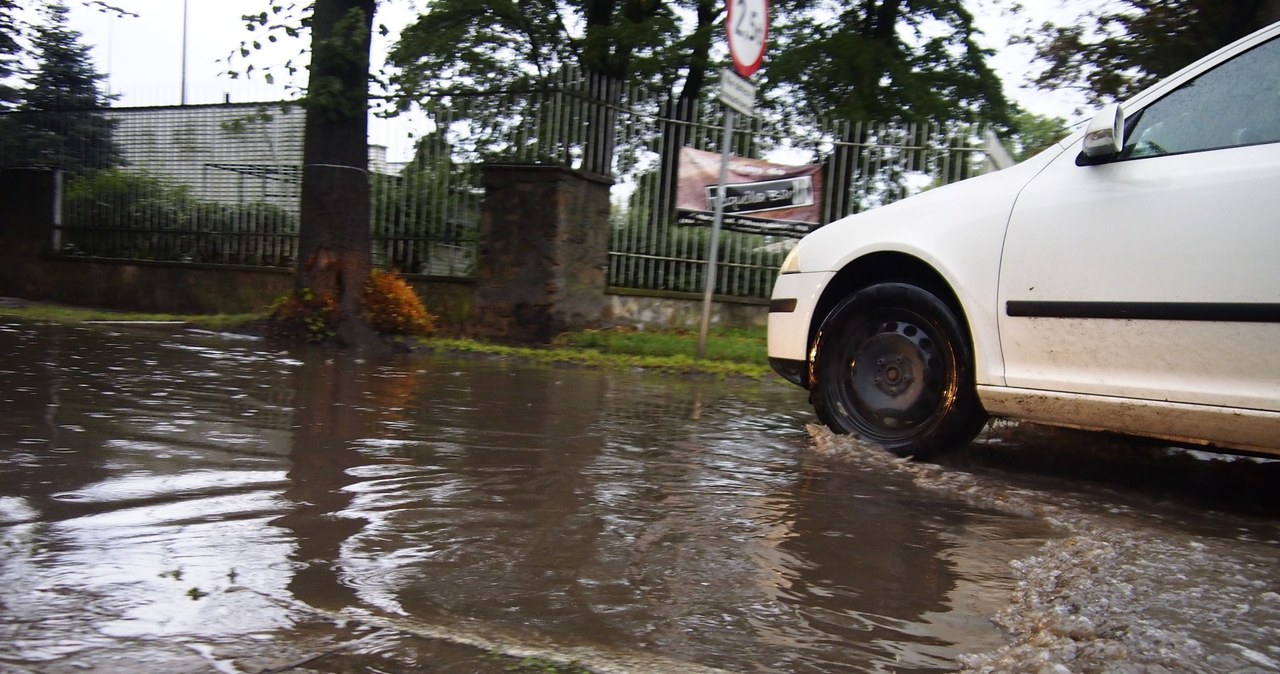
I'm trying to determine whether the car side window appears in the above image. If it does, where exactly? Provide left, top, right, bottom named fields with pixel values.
left=1121, top=37, right=1280, bottom=160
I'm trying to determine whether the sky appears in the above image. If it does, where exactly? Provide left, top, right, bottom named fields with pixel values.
left=39, top=0, right=1096, bottom=158
left=60, top=0, right=421, bottom=106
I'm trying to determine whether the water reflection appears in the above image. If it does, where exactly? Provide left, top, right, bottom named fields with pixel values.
left=0, top=323, right=303, bottom=670
left=0, top=320, right=1059, bottom=672
left=276, top=355, right=377, bottom=612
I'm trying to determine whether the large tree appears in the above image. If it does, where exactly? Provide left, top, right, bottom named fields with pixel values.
left=386, top=0, right=1016, bottom=221
left=1021, top=0, right=1280, bottom=105
left=5, top=1, right=120, bottom=174
left=0, top=2, right=135, bottom=111
left=763, top=0, right=1010, bottom=126
left=758, top=0, right=1009, bottom=216
left=0, top=0, right=21, bottom=110
left=238, top=1, right=440, bottom=347
left=386, top=0, right=709, bottom=176
left=293, top=0, right=380, bottom=348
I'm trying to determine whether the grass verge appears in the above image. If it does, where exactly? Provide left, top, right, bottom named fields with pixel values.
left=0, top=303, right=259, bottom=331
left=0, top=302, right=775, bottom=379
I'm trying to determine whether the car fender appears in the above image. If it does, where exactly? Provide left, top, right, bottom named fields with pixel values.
left=787, top=141, right=1069, bottom=387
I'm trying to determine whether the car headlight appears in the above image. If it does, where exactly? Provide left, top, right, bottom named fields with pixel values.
left=779, top=245, right=802, bottom=274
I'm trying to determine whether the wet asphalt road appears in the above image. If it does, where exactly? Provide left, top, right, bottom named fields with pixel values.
left=0, top=319, right=1277, bottom=673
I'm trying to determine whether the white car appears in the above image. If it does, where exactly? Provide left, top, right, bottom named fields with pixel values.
left=768, top=21, right=1280, bottom=458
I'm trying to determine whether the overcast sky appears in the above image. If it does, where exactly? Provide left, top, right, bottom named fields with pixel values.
left=62, top=0, right=417, bottom=106
left=48, top=0, right=1094, bottom=160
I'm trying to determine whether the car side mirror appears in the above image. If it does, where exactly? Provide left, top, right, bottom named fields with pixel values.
left=1081, top=103, right=1125, bottom=160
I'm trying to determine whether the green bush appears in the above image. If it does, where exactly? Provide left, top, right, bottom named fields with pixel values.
left=60, top=169, right=297, bottom=264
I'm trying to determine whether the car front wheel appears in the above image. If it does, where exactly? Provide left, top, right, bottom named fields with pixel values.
left=810, top=282, right=987, bottom=458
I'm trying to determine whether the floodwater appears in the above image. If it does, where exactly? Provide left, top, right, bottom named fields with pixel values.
left=0, top=319, right=1277, bottom=674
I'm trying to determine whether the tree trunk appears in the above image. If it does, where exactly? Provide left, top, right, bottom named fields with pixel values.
left=655, top=0, right=717, bottom=223
left=577, top=0, right=664, bottom=177
left=296, top=0, right=378, bottom=347
left=581, top=70, right=622, bottom=176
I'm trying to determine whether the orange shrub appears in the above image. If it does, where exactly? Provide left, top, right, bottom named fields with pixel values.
left=362, top=269, right=436, bottom=337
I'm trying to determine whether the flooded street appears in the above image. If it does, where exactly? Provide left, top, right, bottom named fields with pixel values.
left=1, top=319, right=1277, bottom=673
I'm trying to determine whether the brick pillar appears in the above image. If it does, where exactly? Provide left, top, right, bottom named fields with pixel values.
left=0, top=169, right=60, bottom=300
left=470, top=164, right=613, bottom=343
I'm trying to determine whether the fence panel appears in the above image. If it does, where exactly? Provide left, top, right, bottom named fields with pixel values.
left=1, top=75, right=993, bottom=299
left=1, top=103, right=482, bottom=277
left=603, top=79, right=992, bottom=300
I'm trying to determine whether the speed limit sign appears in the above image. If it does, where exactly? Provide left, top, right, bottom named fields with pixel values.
left=726, top=0, right=768, bottom=78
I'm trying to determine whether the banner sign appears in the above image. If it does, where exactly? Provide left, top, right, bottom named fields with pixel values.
left=676, top=146, right=822, bottom=237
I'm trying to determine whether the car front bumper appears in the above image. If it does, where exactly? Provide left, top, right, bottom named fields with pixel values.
left=768, top=356, right=808, bottom=388
left=766, top=270, right=834, bottom=388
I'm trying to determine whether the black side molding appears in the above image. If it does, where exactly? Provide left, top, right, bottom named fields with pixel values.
left=1007, top=301, right=1280, bottom=323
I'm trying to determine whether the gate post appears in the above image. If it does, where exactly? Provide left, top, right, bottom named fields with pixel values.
left=0, top=169, right=61, bottom=300
left=470, top=164, right=613, bottom=343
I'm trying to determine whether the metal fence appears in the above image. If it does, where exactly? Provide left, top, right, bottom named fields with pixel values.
left=1, top=103, right=481, bottom=274
left=34, top=105, right=305, bottom=266
left=605, top=98, right=993, bottom=298
left=0, top=69, right=994, bottom=300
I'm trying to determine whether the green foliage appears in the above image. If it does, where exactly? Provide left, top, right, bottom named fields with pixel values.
left=370, top=132, right=480, bottom=273
left=64, top=169, right=191, bottom=227
left=3, top=2, right=122, bottom=175
left=557, top=326, right=766, bottom=364
left=610, top=166, right=785, bottom=299
left=764, top=0, right=1011, bottom=129
left=383, top=0, right=710, bottom=179
left=386, top=0, right=692, bottom=101
left=611, top=250, right=762, bottom=300
left=60, top=169, right=298, bottom=265
left=423, top=332, right=772, bottom=379
left=268, top=287, right=339, bottom=343
left=0, top=303, right=261, bottom=329
left=22, top=3, right=112, bottom=109
left=1006, top=111, right=1071, bottom=162
left=609, top=225, right=784, bottom=299
left=387, top=0, right=575, bottom=102
left=0, top=0, right=21, bottom=110
left=227, top=3, right=310, bottom=92
left=1016, top=0, right=1280, bottom=105
left=305, top=2, right=375, bottom=121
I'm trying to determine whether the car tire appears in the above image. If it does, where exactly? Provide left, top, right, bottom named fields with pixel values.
left=810, top=282, right=987, bottom=458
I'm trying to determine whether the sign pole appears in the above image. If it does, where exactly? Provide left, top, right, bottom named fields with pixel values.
left=696, top=0, right=767, bottom=360
left=696, top=107, right=736, bottom=359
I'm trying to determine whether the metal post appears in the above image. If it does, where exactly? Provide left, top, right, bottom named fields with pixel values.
left=180, top=0, right=189, bottom=105
left=697, top=107, right=735, bottom=359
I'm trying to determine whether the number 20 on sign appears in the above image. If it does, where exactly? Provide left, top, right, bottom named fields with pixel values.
left=727, top=0, right=768, bottom=78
